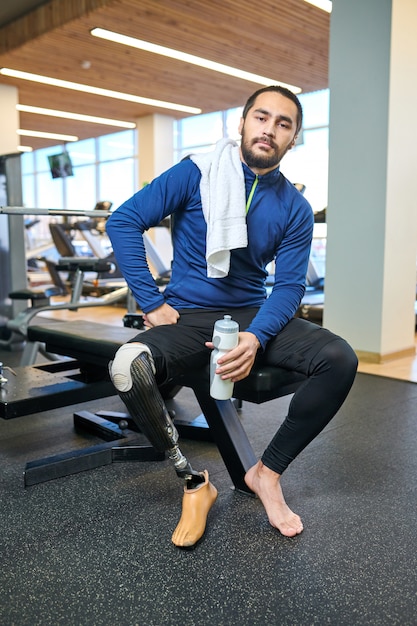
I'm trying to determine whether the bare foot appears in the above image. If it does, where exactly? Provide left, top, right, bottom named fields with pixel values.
left=245, top=461, right=303, bottom=537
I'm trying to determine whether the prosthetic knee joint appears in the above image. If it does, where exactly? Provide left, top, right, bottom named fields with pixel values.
left=110, top=343, right=203, bottom=487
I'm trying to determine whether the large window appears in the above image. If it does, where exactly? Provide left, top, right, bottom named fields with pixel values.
left=174, top=107, right=242, bottom=161
left=175, top=90, right=330, bottom=215
left=21, top=130, right=138, bottom=245
left=280, top=90, right=329, bottom=214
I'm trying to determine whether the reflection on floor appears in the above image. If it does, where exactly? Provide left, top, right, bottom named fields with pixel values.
left=357, top=347, right=417, bottom=383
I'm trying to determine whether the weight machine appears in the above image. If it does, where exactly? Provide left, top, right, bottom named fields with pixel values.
left=0, top=205, right=135, bottom=362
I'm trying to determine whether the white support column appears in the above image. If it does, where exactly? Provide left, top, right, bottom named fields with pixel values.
left=134, top=114, right=175, bottom=269
left=0, top=85, right=19, bottom=155
left=0, top=86, right=27, bottom=320
left=135, top=114, right=175, bottom=188
left=324, top=0, right=417, bottom=362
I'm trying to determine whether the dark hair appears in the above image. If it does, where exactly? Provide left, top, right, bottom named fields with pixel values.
left=242, top=85, right=303, bottom=134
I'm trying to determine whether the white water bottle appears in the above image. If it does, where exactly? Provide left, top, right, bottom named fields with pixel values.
left=210, top=314, right=239, bottom=400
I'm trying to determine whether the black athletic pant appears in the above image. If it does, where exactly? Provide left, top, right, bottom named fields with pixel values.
left=130, top=308, right=358, bottom=475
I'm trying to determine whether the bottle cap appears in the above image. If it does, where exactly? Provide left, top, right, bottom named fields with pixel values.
left=214, top=315, right=239, bottom=334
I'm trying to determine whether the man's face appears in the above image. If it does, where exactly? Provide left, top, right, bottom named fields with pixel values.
left=238, top=91, right=299, bottom=174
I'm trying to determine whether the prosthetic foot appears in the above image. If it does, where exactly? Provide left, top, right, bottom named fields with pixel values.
left=171, top=470, right=218, bottom=548
left=110, top=343, right=204, bottom=487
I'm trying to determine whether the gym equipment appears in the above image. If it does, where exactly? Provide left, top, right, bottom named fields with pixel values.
left=48, top=221, right=125, bottom=289
left=1, top=320, right=306, bottom=491
left=3, top=257, right=134, bottom=365
left=0, top=206, right=135, bottom=361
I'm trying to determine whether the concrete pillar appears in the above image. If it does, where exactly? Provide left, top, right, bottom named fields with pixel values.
left=0, top=85, right=19, bottom=155
left=134, top=114, right=175, bottom=271
left=0, top=86, right=26, bottom=320
left=135, top=114, right=175, bottom=188
left=324, top=0, right=417, bottom=362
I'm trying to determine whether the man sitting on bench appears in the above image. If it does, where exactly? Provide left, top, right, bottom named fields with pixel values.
left=107, top=86, right=358, bottom=549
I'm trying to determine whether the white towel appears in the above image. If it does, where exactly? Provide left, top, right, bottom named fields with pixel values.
left=190, top=138, right=247, bottom=278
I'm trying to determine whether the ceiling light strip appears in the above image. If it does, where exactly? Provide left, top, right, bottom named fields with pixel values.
left=16, top=104, right=136, bottom=128
left=17, top=129, right=79, bottom=141
left=0, top=68, right=201, bottom=115
left=90, top=28, right=301, bottom=93
left=303, top=0, right=332, bottom=13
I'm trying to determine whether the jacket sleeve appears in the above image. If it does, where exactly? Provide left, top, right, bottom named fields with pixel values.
left=106, top=159, right=198, bottom=313
left=246, top=194, right=314, bottom=348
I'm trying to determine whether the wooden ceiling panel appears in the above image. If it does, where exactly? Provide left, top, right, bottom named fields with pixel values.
left=0, top=0, right=330, bottom=150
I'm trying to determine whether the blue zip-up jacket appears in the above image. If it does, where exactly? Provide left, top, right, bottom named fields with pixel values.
left=106, top=157, right=314, bottom=349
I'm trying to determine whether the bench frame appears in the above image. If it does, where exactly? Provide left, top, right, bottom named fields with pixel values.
left=19, top=321, right=306, bottom=491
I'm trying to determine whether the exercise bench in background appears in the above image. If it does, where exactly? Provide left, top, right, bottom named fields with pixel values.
left=4, top=258, right=133, bottom=365
left=7, top=320, right=306, bottom=491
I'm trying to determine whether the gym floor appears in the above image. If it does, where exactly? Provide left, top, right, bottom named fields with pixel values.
left=1, top=306, right=417, bottom=625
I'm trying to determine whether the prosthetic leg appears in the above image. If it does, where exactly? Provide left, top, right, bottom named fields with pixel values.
left=110, top=343, right=217, bottom=547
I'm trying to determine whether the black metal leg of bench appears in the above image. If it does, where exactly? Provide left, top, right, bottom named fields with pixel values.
left=23, top=393, right=255, bottom=491
left=24, top=411, right=165, bottom=487
left=191, top=389, right=257, bottom=494
left=86, top=399, right=255, bottom=493
left=93, top=408, right=215, bottom=443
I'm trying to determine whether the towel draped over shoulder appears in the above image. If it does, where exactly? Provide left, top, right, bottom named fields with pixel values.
left=190, top=138, right=247, bottom=278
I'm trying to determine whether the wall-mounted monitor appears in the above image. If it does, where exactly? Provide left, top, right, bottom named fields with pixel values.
left=48, top=151, right=74, bottom=179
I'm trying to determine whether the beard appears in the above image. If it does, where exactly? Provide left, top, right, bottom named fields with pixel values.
left=240, top=129, right=290, bottom=171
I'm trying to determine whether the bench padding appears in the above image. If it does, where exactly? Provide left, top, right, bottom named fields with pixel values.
left=28, top=320, right=139, bottom=366
left=28, top=320, right=306, bottom=402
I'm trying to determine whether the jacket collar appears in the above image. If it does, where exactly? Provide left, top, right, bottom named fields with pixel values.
left=242, top=161, right=281, bottom=183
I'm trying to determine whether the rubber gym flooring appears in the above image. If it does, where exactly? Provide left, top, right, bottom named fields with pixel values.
left=1, top=346, right=416, bottom=626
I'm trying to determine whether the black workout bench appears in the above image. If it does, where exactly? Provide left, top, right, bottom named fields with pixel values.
left=19, top=320, right=306, bottom=492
